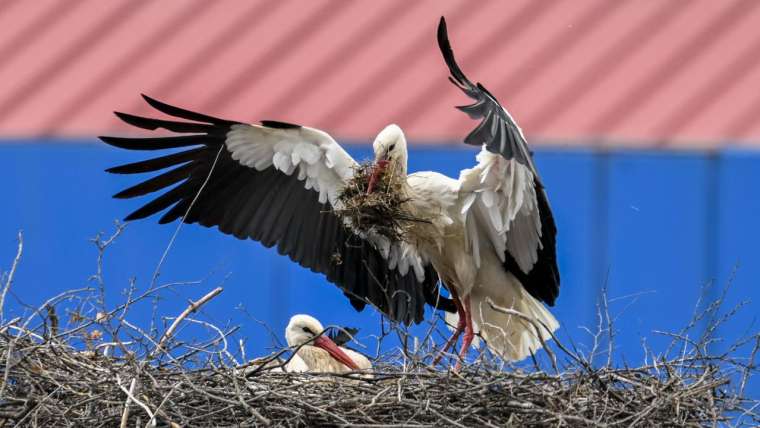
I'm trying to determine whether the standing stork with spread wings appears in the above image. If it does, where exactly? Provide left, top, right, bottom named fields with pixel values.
left=101, top=17, right=560, bottom=368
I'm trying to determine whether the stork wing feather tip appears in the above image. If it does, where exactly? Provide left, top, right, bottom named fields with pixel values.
left=437, top=17, right=470, bottom=89
left=139, top=94, right=233, bottom=126
left=113, top=111, right=157, bottom=131
left=438, top=18, right=538, bottom=171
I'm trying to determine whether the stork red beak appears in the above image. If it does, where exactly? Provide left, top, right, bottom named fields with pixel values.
left=313, top=335, right=360, bottom=370
left=366, top=159, right=389, bottom=194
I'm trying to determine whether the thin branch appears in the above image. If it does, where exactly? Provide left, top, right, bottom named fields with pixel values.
left=0, top=231, right=23, bottom=322
left=149, top=145, right=224, bottom=289
left=156, top=286, right=223, bottom=354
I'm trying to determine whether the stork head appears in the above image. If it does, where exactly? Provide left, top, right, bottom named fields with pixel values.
left=285, top=314, right=360, bottom=370
left=368, top=124, right=408, bottom=193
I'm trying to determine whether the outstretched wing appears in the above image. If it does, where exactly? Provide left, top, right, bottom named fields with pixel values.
left=102, top=95, right=453, bottom=324
left=438, top=17, right=559, bottom=306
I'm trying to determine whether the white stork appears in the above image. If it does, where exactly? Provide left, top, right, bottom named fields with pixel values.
left=283, top=314, right=372, bottom=373
left=101, top=17, right=560, bottom=368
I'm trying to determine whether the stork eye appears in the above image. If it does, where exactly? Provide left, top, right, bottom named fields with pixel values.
left=388, top=143, right=396, bottom=151
left=302, top=327, right=315, bottom=335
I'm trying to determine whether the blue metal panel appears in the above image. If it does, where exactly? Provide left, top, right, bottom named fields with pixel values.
left=716, top=151, right=760, bottom=336
left=605, top=152, right=712, bottom=363
left=716, top=151, right=760, bottom=397
left=0, top=141, right=758, bottom=398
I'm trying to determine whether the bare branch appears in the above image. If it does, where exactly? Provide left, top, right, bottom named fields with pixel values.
left=0, top=231, right=23, bottom=322
left=156, top=286, right=223, bottom=353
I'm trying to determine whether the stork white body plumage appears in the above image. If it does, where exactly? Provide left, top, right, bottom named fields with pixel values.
left=102, top=17, right=561, bottom=368
left=284, top=348, right=371, bottom=374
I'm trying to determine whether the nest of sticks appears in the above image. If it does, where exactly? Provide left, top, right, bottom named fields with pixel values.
left=0, top=228, right=758, bottom=427
left=0, top=324, right=758, bottom=427
left=334, top=161, right=428, bottom=242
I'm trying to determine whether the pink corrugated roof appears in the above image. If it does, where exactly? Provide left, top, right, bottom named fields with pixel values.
left=1, top=0, right=759, bottom=148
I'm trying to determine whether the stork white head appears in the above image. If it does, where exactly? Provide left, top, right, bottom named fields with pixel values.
left=285, top=314, right=360, bottom=370
left=368, top=124, right=408, bottom=193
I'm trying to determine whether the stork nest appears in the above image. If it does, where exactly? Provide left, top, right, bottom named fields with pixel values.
left=0, top=228, right=758, bottom=427
left=0, top=327, right=758, bottom=427
left=334, top=161, right=429, bottom=243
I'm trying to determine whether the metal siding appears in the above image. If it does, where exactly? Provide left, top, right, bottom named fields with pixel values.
left=716, top=152, right=760, bottom=396
left=1, top=1, right=760, bottom=146
left=605, top=154, right=713, bottom=362
left=716, top=153, right=760, bottom=341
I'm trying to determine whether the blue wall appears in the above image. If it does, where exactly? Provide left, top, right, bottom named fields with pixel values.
left=0, top=141, right=757, bottom=395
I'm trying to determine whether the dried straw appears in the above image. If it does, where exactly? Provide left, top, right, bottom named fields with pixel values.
left=334, top=161, right=429, bottom=243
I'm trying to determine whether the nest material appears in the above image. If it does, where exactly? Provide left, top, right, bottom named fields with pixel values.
left=0, top=215, right=757, bottom=427
left=335, top=161, right=428, bottom=242
left=0, top=331, right=756, bottom=427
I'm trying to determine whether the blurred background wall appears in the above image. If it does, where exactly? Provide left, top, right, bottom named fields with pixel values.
left=1, top=0, right=758, bottom=385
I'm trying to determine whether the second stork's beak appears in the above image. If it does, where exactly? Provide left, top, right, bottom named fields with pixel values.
left=313, top=335, right=360, bottom=370
left=366, top=159, right=389, bottom=194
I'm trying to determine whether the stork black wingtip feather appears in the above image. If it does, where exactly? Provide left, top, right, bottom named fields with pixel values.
left=437, top=16, right=470, bottom=89
left=116, top=111, right=215, bottom=134
left=140, top=93, right=165, bottom=111
left=113, top=111, right=160, bottom=131
left=123, top=211, right=142, bottom=222
left=261, top=120, right=302, bottom=129
left=98, top=135, right=128, bottom=149
left=139, top=94, right=234, bottom=126
left=139, top=93, right=170, bottom=115
left=437, top=17, right=448, bottom=52
left=104, top=148, right=205, bottom=175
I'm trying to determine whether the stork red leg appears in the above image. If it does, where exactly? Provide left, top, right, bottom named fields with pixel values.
left=454, top=295, right=474, bottom=371
left=433, top=289, right=466, bottom=365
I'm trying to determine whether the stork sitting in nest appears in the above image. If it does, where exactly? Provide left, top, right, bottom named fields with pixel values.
left=284, top=314, right=372, bottom=373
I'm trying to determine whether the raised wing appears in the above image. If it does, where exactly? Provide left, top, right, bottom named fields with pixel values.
left=437, top=17, right=537, bottom=175
left=101, top=95, right=453, bottom=324
left=438, top=18, right=559, bottom=306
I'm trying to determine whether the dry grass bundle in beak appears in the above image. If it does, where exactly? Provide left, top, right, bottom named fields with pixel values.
left=335, top=161, right=427, bottom=242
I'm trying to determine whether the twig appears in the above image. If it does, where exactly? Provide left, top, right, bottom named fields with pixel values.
left=90, top=222, right=126, bottom=310
left=0, top=231, right=23, bottom=322
left=118, top=377, right=139, bottom=428
left=150, top=145, right=224, bottom=289
left=156, top=286, right=223, bottom=354
left=119, top=287, right=223, bottom=428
